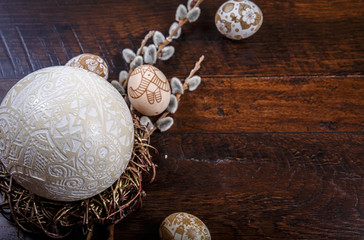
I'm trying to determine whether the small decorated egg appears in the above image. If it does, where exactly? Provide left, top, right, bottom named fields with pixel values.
left=215, top=0, right=263, bottom=40
left=128, top=65, right=171, bottom=116
left=0, top=66, right=134, bottom=201
left=66, top=53, right=109, bottom=79
left=160, top=212, right=211, bottom=240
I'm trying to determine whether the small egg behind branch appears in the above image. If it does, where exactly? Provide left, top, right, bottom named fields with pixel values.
left=215, top=0, right=263, bottom=40
left=66, top=53, right=109, bottom=79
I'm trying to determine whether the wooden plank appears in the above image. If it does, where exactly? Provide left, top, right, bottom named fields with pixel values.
left=0, top=75, right=362, bottom=133
left=0, top=0, right=362, bottom=78
left=110, top=132, right=364, bottom=239
left=169, top=75, right=364, bottom=133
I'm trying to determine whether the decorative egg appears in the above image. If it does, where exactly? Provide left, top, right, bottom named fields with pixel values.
left=160, top=212, right=211, bottom=240
left=215, top=0, right=263, bottom=40
left=66, top=53, right=109, bottom=79
left=127, top=65, right=171, bottom=116
left=0, top=66, right=134, bottom=201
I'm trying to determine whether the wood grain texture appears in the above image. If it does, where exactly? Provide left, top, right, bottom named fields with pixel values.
left=170, top=75, right=364, bottom=133
left=111, top=133, right=364, bottom=239
left=0, top=0, right=363, bottom=239
left=0, top=0, right=363, bottom=78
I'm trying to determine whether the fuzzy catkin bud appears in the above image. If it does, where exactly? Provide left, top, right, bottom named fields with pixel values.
left=119, top=70, right=128, bottom=84
left=111, top=80, right=125, bottom=94
left=159, top=46, right=175, bottom=61
left=171, top=77, right=184, bottom=94
left=187, top=0, right=197, bottom=10
left=187, top=7, right=201, bottom=23
left=142, top=46, right=148, bottom=54
left=187, top=75, right=201, bottom=91
left=144, top=44, right=157, bottom=64
left=169, top=22, right=182, bottom=39
left=122, top=48, right=136, bottom=63
left=140, top=116, right=154, bottom=131
left=176, top=4, right=188, bottom=21
left=130, top=56, right=143, bottom=69
left=153, top=31, right=165, bottom=47
left=167, top=94, right=178, bottom=114
left=156, top=117, right=174, bottom=132
left=124, top=95, right=131, bottom=107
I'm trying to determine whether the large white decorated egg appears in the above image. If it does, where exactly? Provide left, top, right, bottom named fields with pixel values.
left=127, top=65, right=171, bottom=116
left=215, top=0, right=263, bottom=40
left=0, top=66, right=134, bottom=201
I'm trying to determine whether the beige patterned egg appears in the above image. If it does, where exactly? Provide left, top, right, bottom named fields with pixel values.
left=0, top=66, right=134, bottom=201
left=66, top=53, right=109, bottom=79
left=215, top=0, right=263, bottom=40
left=128, top=65, right=171, bottom=116
left=160, top=212, right=211, bottom=240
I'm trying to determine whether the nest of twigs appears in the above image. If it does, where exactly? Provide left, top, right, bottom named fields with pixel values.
left=0, top=115, right=156, bottom=239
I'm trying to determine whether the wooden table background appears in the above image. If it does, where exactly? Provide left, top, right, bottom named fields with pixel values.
left=0, top=0, right=363, bottom=239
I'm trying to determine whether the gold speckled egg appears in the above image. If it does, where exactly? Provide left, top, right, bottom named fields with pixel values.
left=66, top=53, right=109, bottom=79
left=215, top=0, right=263, bottom=40
left=127, top=65, right=171, bottom=116
left=160, top=212, right=211, bottom=240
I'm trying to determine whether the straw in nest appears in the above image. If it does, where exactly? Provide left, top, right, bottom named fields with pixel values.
left=0, top=116, right=156, bottom=239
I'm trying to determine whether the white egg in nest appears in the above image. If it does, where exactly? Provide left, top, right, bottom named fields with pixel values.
left=0, top=66, right=134, bottom=201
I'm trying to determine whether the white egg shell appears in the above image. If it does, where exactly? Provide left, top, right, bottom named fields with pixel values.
left=160, top=212, right=211, bottom=240
left=0, top=66, right=134, bottom=202
left=66, top=53, right=109, bottom=79
left=215, top=0, right=263, bottom=40
left=128, top=65, right=171, bottom=116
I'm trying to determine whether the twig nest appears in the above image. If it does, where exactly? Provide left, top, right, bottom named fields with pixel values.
left=215, top=0, right=263, bottom=40
left=0, top=66, right=134, bottom=201
left=66, top=53, right=109, bottom=79
left=160, top=212, right=211, bottom=240
left=128, top=65, right=171, bottom=116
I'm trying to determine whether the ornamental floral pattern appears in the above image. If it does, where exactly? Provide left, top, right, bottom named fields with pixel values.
left=215, top=0, right=263, bottom=40
left=160, top=212, right=211, bottom=240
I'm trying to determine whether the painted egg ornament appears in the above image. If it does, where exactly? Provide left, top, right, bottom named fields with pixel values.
left=215, top=0, right=263, bottom=40
left=66, top=53, right=109, bottom=79
left=160, top=212, right=211, bottom=240
left=0, top=66, right=134, bottom=201
left=127, top=65, right=171, bottom=116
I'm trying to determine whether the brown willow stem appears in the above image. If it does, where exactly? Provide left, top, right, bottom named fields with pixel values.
left=156, top=0, right=205, bottom=57
left=150, top=55, right=204, bottom=134
left=123, top=31, right=155, bottom=89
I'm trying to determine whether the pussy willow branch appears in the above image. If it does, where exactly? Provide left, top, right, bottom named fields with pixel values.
left=123, top=31, right=155, bottom=89
left=137, top=31, right=155, bottom=56
left=156, top=0, right=205, bottom=57
left=123, top=0, right=204, bottom=89
left=150, top=55, right=204, bottom=134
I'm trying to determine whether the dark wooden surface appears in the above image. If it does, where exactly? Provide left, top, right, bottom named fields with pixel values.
left=0, top=0, right=363, bottom=239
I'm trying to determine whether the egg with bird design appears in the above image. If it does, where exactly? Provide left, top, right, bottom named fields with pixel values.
left=127, top=65, right=171, bottom=116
